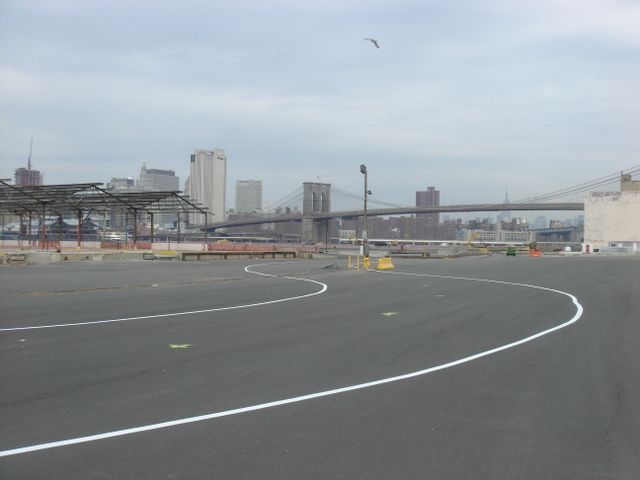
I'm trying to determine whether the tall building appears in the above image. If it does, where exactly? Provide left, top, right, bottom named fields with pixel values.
left=15, top=167, right=43, bottom=186
left=235, top=180, right=263, bottom=214
left=137, top=163, right=180, bottom=226
left=497, top=190, right=512, bottom=223
left=187, top=149, right=227, bottom=224
left=137, top=163, right=179, bottom=191
left=416, top=186, right=440, bottom=225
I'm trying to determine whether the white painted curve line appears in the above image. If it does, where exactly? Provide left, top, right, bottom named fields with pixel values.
left=0, top=271, right=583, bottom=458
left=0, top=262, right=327, bottom=332
left=376, top=269, right=574, bottom=295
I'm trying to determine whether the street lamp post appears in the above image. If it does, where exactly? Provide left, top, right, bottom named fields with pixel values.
left=360, top=163, right=370, bottom=258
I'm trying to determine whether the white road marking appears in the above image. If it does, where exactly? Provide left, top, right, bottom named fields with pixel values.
left=0, top=263, right=327, bottom=332
left=0, top=266, right=583, bottom=458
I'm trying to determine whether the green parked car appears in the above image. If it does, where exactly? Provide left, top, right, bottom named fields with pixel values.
left=506, top=247, right=517, bottom=257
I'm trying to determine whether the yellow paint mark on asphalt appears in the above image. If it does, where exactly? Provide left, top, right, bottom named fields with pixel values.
left=169, top=344, right=192, bottom=349
left=154, top=250, right=177, bottom=256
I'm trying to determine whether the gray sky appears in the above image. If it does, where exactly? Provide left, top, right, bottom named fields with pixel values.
left=1, top=0, right=639, bottom=208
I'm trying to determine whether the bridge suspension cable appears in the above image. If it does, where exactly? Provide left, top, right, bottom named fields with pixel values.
left=264, top=187, right=303, bottom=213
left=332, top=186, right=407, bottom=208
left=517, top=163, right=640, bottom=203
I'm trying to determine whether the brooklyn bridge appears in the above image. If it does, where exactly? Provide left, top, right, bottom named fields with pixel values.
left=214, top=182, right=584, bottom=242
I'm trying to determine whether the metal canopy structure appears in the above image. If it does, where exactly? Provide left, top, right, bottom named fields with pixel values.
left=0, top=180, right=210, bottom=246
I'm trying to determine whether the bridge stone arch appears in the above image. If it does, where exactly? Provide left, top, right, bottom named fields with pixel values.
left=303, top=182, right=331, bottom=215
left=302, top=182, right=331, bottom=243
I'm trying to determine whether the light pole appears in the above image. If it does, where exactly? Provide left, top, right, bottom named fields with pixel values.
left=360, top=163, right=370, bottom=258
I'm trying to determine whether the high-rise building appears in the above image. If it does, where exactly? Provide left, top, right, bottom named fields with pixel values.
left=497, top=190, right=512, bottom=223
left=15, top=167, right=43, bottom=186
left=186, top=149, right=227, bottom=224
left=137, top=163, right=180, bottom=226
left=137, top=163, right=180, bottom=192
left=235, top=180, right=262, bottom=214
left=416, top=186, right=440, bottom=225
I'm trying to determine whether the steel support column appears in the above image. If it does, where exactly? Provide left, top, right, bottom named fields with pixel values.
left=41, top=204, right=47, bottom=250
left=133, top=208, right=138, bottom=247
left=77, top=209, right=83, bottom=247
left=58, top=214, right=63, bottom=246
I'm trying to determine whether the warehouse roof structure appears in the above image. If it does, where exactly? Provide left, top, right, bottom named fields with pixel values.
left=0, top=179, right=210, bottom=244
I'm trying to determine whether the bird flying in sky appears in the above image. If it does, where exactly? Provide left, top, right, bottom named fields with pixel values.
left=365, top=38, right=380, bottom=49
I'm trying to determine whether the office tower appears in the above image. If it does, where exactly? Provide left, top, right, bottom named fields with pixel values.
left=137, top=163, right=180, bottom=191
left=137, top=163, right=180, bottom=226
left=235, top=180, right=263, bottom=214
left=416, top=186, right=440, bottom=225
left=497, top=190, right=512, bottom=223
left=187, top=149, right=227, bottom=224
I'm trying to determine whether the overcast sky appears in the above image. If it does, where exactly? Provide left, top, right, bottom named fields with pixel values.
left=1, top=0, right=639, bottom=208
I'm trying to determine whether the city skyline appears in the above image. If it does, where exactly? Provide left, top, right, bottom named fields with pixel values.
left=0, top=154, right=607, bottom=225
left=1, top=1, right=639, bottom=207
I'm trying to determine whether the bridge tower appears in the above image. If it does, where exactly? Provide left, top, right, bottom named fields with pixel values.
left=302, top=182, right=331, bottom=243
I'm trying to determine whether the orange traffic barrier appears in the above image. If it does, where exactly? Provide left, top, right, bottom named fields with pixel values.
left=529, top=249, right=542, bottom=257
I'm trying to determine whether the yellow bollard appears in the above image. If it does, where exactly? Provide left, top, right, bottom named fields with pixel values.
left=356, top=255, right=360, bottom=272
left=376, top=256, right=395, bottom=270
left=347, top=255, right=352, bottom=270
left=363, top=256, right=371, bottom=270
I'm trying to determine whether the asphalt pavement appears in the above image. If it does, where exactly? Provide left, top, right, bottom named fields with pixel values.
left=1, top=254, right=639, bottom=479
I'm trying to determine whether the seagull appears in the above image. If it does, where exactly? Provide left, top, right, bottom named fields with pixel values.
left=365, top=38, right=380, bottom=49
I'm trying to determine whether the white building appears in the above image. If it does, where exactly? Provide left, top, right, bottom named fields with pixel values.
left=186, top=149, right=227, bottom=224
left=584, top=175, right=640, bottom=252
left=235, top=179, right=262, bottom=214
